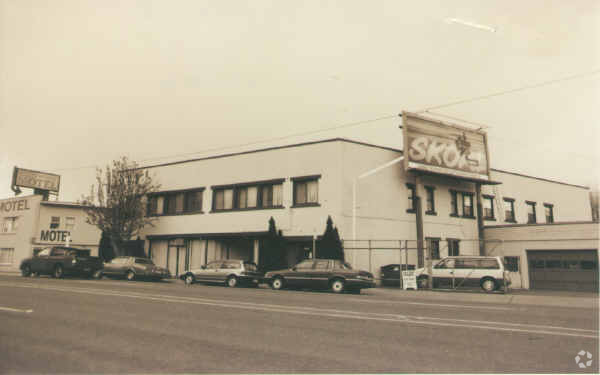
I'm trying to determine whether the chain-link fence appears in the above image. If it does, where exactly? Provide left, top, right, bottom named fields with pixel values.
left=342, top=238, right=512, bottom=293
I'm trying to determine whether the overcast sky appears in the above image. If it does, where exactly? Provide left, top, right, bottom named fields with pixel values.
left=1, top=0, right=598, bottom=201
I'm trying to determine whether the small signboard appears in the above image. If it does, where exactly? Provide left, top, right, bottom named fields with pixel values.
left=402, top=270, right=417, bottom=290
left=12, top=167, right=60, bottom=193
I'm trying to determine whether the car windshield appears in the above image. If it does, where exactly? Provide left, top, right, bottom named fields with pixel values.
left=68, top=249, right=91, bottom=257
left=135, top=258, right=153, bottom=265
left=36, top=248, right=51, bottom=256
left=244, top=262, right=257, bottom=272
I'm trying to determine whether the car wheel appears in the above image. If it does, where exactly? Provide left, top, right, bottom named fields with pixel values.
left=184, top=273, right=195, bottom=285
left=481, top=277, right=497, bottom=293
left=417, top=276, right=429, bottom=289
left=226, top=276, right=238, bottom=288
left=330, top=278, right=345, bottom=293
left=21, top=265, right=32, bottom=277
left=126, top=270, right=135, bottom=281
left=271, top=277, right=284, bottom=290
left=53, top=264, right=64, bottom=279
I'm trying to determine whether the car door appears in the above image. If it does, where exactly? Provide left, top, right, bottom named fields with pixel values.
left=195, top=261, right=220, bottom=282
left=31, top=248, right=51, bottom=273
left=453, top=258, right=479, bottom=288
left=286, top=260, right=314, bottom=287
left=310, top=260, right=332, bottom=289
left=47, top=248, right=65, bottom=273
left=432, top=258, right=455, bottom=288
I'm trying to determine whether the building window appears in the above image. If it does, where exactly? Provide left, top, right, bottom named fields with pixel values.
left=65, top=217, right=75, bottom=231
left=462, top=193, right=474, bottom=218
left=148, top=188, right=205, bottom=216
left=1, top=217, right=18, bottom=233
left=427, top=238, right=440, bottom=260
left=483, top=195, right=495, bottom=220
left=503, top=198, right=516, bottom=222
left=425, top=186, right=436, bottom=215
left=449, top=190, right=459, bottom=217
left=526, top=201, right=536, bottom=224
left=447, top=239, right=460, bottom=256
left=0, top=248, right=14, bottom=265
left=406, top=183, right=416, bottom=213
left=50, top=216, right=60, bottom=229
left=293, top=176, right=319, bottom=207
left=544, top=203, right=554, bottom=223
left=504, top=256, right=520, bottom=272
left=213, top=180, right=284, bottom=212
left=184, top=190, right=203, bottom=213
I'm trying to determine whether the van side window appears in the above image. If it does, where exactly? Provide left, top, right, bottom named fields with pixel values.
left=479, top=259, right=500, bottom=269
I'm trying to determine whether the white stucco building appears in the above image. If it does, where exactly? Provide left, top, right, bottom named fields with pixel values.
left=137, top=138, right=595, bottom=290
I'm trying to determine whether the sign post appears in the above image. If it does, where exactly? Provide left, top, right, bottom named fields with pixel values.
left=402, top=270, right=417, bottom=290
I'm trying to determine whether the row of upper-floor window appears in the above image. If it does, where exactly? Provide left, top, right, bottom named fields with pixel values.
left=146, top=175, right=320, bottom=216
left=1, top=216, right=76, bottom=234
left=406, top=184, right=555, bottom=224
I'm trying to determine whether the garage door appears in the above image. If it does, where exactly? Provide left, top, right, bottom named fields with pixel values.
left=527, top=250, right=598, bottom=291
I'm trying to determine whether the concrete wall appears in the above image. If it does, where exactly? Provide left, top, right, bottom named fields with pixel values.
left=0, top=195, right=42, bottom=272
left=483, top=222, right=599, bottom=289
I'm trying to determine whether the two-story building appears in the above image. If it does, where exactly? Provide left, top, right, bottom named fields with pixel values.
left=137, top=137, right=594, bottom=290
left=0, top=195, right=101, bottom=273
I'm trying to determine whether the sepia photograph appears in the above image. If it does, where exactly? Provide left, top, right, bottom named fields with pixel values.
left=0, top=0, right=598, bottom=373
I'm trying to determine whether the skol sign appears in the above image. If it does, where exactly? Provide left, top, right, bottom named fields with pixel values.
left=402, top=112, right=491, bottom=181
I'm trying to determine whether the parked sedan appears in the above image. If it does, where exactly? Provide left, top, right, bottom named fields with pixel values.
left=263, top=259, right=375, bottom=293
left=179, top=260, right=263, bottom=287
left=96, top=257, right=170, bottom=281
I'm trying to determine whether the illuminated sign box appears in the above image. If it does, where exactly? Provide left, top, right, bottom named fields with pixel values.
left=13, top=167, right=61, bottom=193
left=402, top=112, right=491, bottom=182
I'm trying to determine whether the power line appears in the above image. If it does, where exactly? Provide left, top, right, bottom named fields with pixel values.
left=51, top=114, right=399, bottom=171
left=417, top=69, right=600, bottom=112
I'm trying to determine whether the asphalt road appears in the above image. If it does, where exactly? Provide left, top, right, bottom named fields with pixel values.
left=0, top=275, right=598, bottom=373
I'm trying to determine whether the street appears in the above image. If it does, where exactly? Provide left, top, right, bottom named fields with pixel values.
left=0, top=274, right=598, bottom=373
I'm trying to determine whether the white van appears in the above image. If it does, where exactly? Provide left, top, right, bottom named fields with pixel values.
left=415, top=256, right=510, bottom=292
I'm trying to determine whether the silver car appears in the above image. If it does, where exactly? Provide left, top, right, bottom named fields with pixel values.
left=97, top=256, right=171, bottom=281
left=179, top=259, right=263, bottom=288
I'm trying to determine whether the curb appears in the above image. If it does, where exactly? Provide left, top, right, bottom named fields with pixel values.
left=368, top=287, right=599, bottom=309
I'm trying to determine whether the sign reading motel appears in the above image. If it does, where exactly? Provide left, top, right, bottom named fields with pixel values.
left=12, top=167, right=61, bottom=193
left=402, top=112, right=491, bottom=181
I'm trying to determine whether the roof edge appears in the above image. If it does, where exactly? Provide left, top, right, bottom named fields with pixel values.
left=138, top=138, right=402, bottom=170
left=490, top=168, right=589, bottom=190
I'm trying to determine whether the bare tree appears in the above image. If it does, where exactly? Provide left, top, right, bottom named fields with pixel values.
left=80, top=156, right=160, bottom=257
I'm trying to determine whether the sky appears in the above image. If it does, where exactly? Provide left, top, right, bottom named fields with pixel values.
left=1, top=0, right=599, bottom=202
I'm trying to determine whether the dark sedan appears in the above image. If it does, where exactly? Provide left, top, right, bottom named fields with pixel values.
left=96, top=257, right=170, bottom=281
left=263, top=259, right=375, bottom=294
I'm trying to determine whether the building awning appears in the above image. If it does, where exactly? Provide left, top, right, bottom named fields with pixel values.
left=146, top=231, right=270, bottom=241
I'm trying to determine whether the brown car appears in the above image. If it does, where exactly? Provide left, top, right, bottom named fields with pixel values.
left=97, top=256, right=171, bottom=281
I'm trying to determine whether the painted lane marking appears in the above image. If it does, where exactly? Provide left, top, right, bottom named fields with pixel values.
left=349, top=298, right=512, bottom=311
left=0, top=306, right=33, bottom=313
left=1, top=282, right=597, bottom=339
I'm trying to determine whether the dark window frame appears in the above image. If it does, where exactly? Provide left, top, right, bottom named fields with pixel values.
left=504, top=256, right=520, bottom=272
left=449, top=190, right=459, bottom=217
left=406, top=183, right=416, bottom=214
left=147, top=188, right=206, bottom=217
left=482, top=194, right=495, bottom=220
left=461, top=192, right=475, bottom=219
left=50, top=216, right=60, bottom=229
left=543, top=203, right=554, bottom=223
left=447, top=238, right=460, bottom=256
left=426, top=237, right=441, bottom=260
left=425, top=186, right=436, bottom=215
left=212, top=179, right=285, bottom=213
left=525, top=200, right=537, bottom=224
left=503, top=197, right=516, bottom=223
left=292, top=175, right=321, bottom=208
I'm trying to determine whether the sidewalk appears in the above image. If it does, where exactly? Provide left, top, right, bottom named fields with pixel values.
left=370, top=286, right=599, bottom=309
